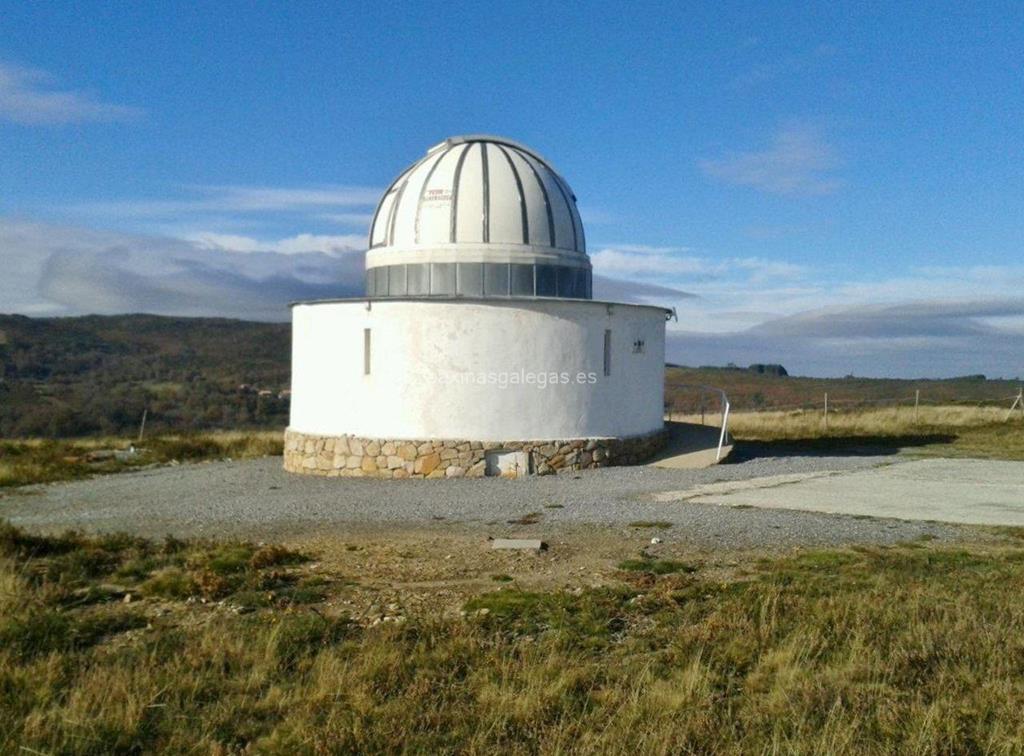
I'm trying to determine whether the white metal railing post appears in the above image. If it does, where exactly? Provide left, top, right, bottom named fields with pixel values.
left=716, top=400, right=731, bottom=461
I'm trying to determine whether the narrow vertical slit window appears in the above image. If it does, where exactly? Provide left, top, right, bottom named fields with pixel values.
left=363, top=328, right=371, bottom=376
left=603, top=329, right=612, bottom=376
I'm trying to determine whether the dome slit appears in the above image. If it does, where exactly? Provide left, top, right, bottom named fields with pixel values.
left=480, top=142, right=490, bottom=243
left=495, top=143, right=529, bottom=244
left=387, top=168, right=416, bottom=246
left=547, top=170, right=578, bottom=252
left=519, top=151, right=556, bottom=247
left=448, top=143, right=472, bottom=243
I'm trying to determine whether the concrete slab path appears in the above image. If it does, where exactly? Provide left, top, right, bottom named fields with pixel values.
left=657, top=458, right=1024, bottom=526
left=647, top=421, right=733, bottom=469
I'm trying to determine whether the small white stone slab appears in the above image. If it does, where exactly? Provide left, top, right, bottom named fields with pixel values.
left=491, top=539, right=547, bottom=551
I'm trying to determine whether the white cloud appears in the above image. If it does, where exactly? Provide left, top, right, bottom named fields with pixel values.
left=0, top=218, right=365, bottom=320
left=699, top=123, right=841, bottom=196
left=71, top=184, right=381, bottom=219
left=670, top=297, right=1024, bottom=378
left=0, top=61, right=141, bottom=124
left=590, top=247, right=711, bottom=276
left=590, top=244, right=807, bottom=284
left=187, top=232, right=366, bottom=256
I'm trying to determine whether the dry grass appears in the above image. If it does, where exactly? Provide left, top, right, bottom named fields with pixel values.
left=0, top=431, right=283, bottom=488
left=5, top=522, right=1024, bottom=752
left=671, top=405, right=1024, bottom=460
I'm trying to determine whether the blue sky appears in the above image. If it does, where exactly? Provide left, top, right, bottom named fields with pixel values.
left=2, top=2, right=1023, bottom=377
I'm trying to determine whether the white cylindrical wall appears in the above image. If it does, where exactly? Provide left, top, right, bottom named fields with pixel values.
left=289, top=299, right=667, bottom=441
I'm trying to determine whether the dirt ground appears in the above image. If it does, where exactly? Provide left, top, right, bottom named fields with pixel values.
left=271, top=521, right=1000, bottom=627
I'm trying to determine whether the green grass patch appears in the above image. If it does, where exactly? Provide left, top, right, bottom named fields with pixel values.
left=617, top=557, right=696, bottom=575
left=0, top=432, right=284, bottom=489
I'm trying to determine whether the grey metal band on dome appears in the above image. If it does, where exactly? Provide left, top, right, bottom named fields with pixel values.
left=547, top=170, right=578, bottom=252
left=480, top=142, right=490, bottom=243
left=554, top=172, right=584, bottom=252
left=518, top=151, right=556, bottom=248
left=412, top=145, right=452, bottom=244
left=448, top=143, right=472, bottom=244
left=495, top=143, right=529, bottom=244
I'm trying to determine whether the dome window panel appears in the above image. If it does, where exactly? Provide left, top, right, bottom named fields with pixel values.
left=536, top=265, right=557, bottom=297
left=484, top=263, right=510, bottom=296
left=510, top=264, right=534, bottom=296
left=457, top=262, right=483, bottom=297
left=375, top=266, right=390, bottom=296
left=556, top=266, right=577, bottom=298
left=388, top=264, right=407, bottom=296
left=430, top=263, right=456, bottom=296
left=407, top=263, right=429, bottom=295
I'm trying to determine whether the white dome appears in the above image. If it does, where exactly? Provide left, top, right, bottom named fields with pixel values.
left=365, top=136, right=591, bottom=300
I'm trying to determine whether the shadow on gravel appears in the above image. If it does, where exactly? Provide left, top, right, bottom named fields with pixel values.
left=726, top=433, right=957, bottom=463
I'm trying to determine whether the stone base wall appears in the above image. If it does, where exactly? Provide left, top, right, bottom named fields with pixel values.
left=283, top=428, right=668, bottom=479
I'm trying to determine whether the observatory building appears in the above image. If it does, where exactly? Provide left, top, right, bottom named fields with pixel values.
left=284, top=136, right=670, bottom=478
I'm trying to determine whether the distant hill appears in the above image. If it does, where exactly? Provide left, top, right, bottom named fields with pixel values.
left=0, top=314, right=290, bottom=437
left=1, top=314, right=1019, bottom=438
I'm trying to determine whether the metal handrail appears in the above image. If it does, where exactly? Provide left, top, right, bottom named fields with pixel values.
left=665, top=382, right=732, bottom=461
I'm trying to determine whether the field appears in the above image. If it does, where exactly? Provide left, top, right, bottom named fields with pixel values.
left=4, top=521, right=1024, bottom=753
left=3, top=367, right=1023, bottom=750
left=665, top=366, right=1021, bottom=412
left=3, top=402, right=1021, bottom=490
left=0, top=432, right=283, bottom=488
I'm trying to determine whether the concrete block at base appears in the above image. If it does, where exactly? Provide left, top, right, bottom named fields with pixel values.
left=491, top=539, right=547, bottom=552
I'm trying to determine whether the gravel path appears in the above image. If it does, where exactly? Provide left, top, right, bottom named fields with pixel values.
left=0, top=454, right=964, bottom=549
